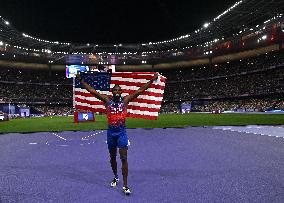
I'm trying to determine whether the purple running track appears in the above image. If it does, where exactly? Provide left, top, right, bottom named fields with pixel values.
left=0, top=127, right=283, bottom=202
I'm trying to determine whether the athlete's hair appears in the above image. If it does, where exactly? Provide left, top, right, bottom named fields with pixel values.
left=112, top=84, right=121, bottom=90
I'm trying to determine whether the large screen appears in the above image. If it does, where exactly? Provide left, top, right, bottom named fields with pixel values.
left=66, top=65, right=89, bottom=78
left=66, top=65, right=116, bottom=78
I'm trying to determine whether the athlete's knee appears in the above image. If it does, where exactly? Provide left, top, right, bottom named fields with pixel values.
left=109, top=149, right=117, bottom=160
left=120, top=154, right=127, bottom=162
left=110, top=155, right=116, bottom=162
left=119, top=150, right=128, bottom=162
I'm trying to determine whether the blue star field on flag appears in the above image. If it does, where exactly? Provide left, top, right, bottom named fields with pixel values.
left=75, top=72, right=111, bottom=91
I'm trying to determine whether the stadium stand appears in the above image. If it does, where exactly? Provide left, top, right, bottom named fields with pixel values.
left=160, top=50, right=284, bottom=113
left=0, top=48, right=283, bottom=115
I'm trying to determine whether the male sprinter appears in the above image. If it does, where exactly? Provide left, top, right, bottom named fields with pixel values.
left=76, top=73, right=158, bottom=195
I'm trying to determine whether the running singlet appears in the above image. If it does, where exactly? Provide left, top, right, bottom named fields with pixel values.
left=106, top=97, right=127, bottom=131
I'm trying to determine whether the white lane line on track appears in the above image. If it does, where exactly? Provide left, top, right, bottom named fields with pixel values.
left=213, top=126, right=284, bottom=139
left=52, top=132, right=67, bottom=141
left=81, top=130, right=104, bottom=140
left=57, top=145, right=69, bottom=147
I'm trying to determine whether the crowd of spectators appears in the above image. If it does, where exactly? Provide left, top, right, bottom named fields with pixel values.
left=0, top=83, right=72, bottom=103
left=0, top=50, right=283, bottom=115
left=164, top=67, right=283, bottom=100
left=31, top=105, right=73, bottom=116
left=160, top=98, right=284, bottom=113
left=160, top=102, right=180, bottom=114
left=191, top=98, right=284, bottom=113
left=0, top=68, right=70, bottom=84
left=162, top=50, right=284, bottom=101
left=160, top=50, right=284, bottom=82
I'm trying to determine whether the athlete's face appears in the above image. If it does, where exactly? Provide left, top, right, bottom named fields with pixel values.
left=112, top=86, right=122, bottom=97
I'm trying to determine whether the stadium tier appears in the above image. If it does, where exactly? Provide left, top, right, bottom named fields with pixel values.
left=0, top=48, right=283, bottom=116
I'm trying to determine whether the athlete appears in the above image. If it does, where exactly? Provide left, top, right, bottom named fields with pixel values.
left=76, top=72, right=159, bottom=195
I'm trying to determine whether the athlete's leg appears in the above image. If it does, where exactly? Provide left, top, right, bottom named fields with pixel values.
left=119, top=148, right=128, bottom=187
left=107, top=130, right=119, bottom=179
left=109, top=148, right=118, bottom=177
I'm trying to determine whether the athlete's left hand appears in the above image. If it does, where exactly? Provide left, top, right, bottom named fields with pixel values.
left=152, top=73, right=159, bottom=81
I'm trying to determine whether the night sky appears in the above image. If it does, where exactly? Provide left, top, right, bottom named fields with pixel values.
left=0, top=0, right=237, bottom=44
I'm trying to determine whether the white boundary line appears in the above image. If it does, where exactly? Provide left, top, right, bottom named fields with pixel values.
left=213, top=126, right=284, bottom=139
left=81, top=130, right=104, bottom=140
left=52, top=133, right=67, bottom=141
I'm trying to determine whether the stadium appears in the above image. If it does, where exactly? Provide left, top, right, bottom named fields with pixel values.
left=0, top=0, right=284, bottom=202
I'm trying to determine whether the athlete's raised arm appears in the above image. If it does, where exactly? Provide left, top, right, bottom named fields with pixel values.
left=75, top=74, right=109, bottom=103
left=124, top=73, right=159, bottom=104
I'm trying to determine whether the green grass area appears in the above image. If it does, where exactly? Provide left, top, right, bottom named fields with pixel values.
left=0, top=113, right=283, bottom=133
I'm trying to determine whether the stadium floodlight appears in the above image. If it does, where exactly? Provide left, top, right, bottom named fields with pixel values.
left=262, top=35, right=267, bottom=40
left=203, top=23, right=210, bottom=28
left=4, top=21, right=9, bottom=25
left=0, top=41, right=3, bottom=46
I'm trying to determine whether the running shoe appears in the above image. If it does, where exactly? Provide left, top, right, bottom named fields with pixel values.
left=122, top=186, right=131, bottom=195
left=110, top=177, right=119, bottom=187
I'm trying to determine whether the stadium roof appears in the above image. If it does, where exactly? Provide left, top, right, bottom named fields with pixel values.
left=0, top=0, right=284, bottom=64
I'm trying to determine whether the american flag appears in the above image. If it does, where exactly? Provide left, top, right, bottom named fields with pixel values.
left=74, top=72, right=167, bottom=120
